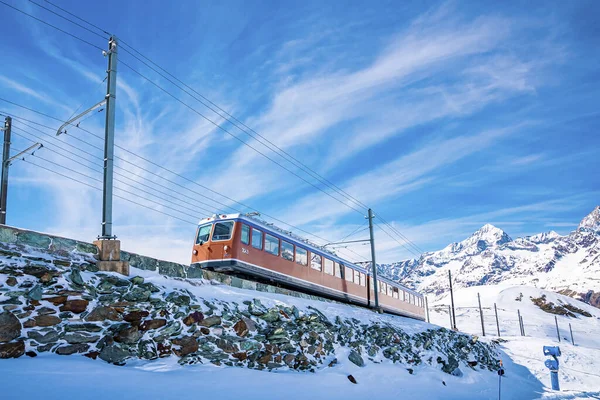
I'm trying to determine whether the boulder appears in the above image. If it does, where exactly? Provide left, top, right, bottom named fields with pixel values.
left=28, top=330, right=61, bottom=344
left=124, top=287, right=151, bottom=302
left=64, top=323, right=103, bottom=333
left=0, top=312, right=21, bottom=343
left=99, top=344, right=131, bottom=365
left=56, top=343, right=89, bottom=355
left=86, top=306, right=122, bottom=322
left=59, top=299, right=89, bottom=314
left=64, top=332, right=100, bottom=344
left=44, top=295, right=68, bottom=306
left=123, top=310, right=149, bottom=323
left=199, top=316, right=221, bottom=328
left=172, top=336, right=198, bottom=357
left=348, top=350, right=365, bottom=367
left=26, top=285, right=43, bottom=301
left=165, top=292, right=190, bottom=307
left=69, top=269, right=84, bottom=286
left=32, top=315, right=62, bottom=327
left=5, top=276, right=17, bottom=287
left=0, top=340, right=25, bottom=359
left=140, top=319, right=167, bottom=331
left=183, top=311, right=204, bottom=326
left=114, top=325, right=142, bottom=344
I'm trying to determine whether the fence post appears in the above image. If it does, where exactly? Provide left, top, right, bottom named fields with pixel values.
left=494, top=303, right=500, bottom=337
left=517, top=309, right=523, bottom=336
left=569, top=323, right=574, bottom=346
left=555, top=316, right=560, bottom=342
left=477, top=293, right=485, bottom=336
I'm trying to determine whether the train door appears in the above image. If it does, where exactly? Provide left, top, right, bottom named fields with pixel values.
left=192, top=223, right=213, bottom=264
left=210, top=220, right=235, bottom=261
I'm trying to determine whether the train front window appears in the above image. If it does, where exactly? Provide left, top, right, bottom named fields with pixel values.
left=265, top=234, right=279, bottom=255
left=212, top=221, right=234, bottom=241
left=196, top=224, right=212, bottom=244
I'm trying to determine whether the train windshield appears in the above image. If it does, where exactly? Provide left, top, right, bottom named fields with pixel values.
left=212, top=221, right=234, bottom=241
left=196, top=224, right=212, bottom=244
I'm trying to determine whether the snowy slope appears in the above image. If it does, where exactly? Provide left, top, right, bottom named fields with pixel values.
left=431, top=285, right=600, bottom=394
left=381, top=206, right=600, bottom=306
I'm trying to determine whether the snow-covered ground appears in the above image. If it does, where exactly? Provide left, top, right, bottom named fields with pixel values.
left=2, top=266, right=600, bottom=399
left=431, top=285, right=600, bottom=396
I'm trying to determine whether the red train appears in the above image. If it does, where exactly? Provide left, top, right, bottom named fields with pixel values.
left=190, top=214, right=425, bottom=320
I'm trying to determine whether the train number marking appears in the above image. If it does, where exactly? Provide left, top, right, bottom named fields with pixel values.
left=241, top=248, right=249, bottom=255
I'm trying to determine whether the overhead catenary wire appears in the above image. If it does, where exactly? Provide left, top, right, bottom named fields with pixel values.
left=0, top=0, right=104, bottom=51
left=1, top=1, right=424, bottom=258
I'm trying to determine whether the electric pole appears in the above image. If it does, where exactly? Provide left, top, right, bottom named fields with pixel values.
left=368, top=208, right=379, bottom=310
left=448, top=270, right=457, bottom=330
left=101, top=35, right=118, bottom=239
left=0, top=116, right=12, bottom=224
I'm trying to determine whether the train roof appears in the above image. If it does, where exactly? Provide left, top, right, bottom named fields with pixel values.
left=198, top=213, right=423, bottom=297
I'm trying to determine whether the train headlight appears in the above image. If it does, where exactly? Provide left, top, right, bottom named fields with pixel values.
left=224, top=245, right=229, bottom=253
left=192, top=249, right=198, bottom=256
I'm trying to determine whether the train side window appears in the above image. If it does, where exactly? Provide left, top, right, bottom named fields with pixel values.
left=311, top=253, right=322, bottom=271
left=265, top=234, right=279, bottom=256
left=353, top=270, right=361, bottom=285
left=334, top=262, right=342, bottom=278
left=296, top=247, right=308, bottom=266
left=387, top=285, right=393, bottom=297
left=379, top=281, right=386, bottom=294
left=393, top=288, right=399, bottom=299
left=241, top=224, right=250, bottom=245
left=251, top=229, right=263, bottom=250
left=345, top=266, right=353, bottom=282
left=323, top=258, right=334, bottom=275
left=360, top=272, right=366, bottom=286
left=196, top=224, right=212, bottom=244
left=212, top=221, right=234, bottom=241
left=281, top=240, right=294, bottom=261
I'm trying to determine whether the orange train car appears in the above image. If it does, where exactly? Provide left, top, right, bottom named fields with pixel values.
left=190, top=214, right=425, bottom=320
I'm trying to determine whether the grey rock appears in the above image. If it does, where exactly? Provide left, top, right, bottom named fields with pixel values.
left=348, top=350, right=365, bottom=367
left=55, top=343, right=89, bottom=355
left=137, top=339, right=158, bottom=360
left=28, top=330, right=61, bottom=344
left=259, top=309, right=280, bottom=323
left=114, top=325, right=142, bottom=344
left=17, top=231, right=51, bottom=249
left=0, top=312, right=21, bottom=343
left=0, top=340, right=25, bottom=358
left=165, top=292, right=190, bottom=306
left=26, top=285, right=43, bottom=301
left=64, top=323, right=103, bottom=333
left=86, top=306, right=122, bottom=322
left=69, top=269, right=84, bottom=286
left=199, top=316, right=221, bottom=328
left=130, top=276, right=144, bottom=285
left=64, top=332, right=100, bottom=344
left=124, top=287, right=151, bottom=302
left=99, top=343, right=131, bottom=365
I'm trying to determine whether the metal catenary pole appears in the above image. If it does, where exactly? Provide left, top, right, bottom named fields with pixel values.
left=425, top=296, right=430, bottom=323
left=478, top=292, right=486, bottom=336
left=448, top=305, right=453, bottom=329
left=494, top=303, right=501, bottom=337
left=517, top=309, right=523, bottom=336
left=569, top=323, right=574, bottom=346
left=367, top=208, right=379, bottom=310
left=521, top=314, right=525, bottom=336
left=0, top=116, right=11, bottom=224
left=100, top=36, right=118, bottom=239
left=554, top=316, right=561, bottom=343
left=448, top=270, right=457, bottom=330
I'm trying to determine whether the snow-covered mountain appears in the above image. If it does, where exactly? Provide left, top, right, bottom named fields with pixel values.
left=381, top=206, right=600, bottom=307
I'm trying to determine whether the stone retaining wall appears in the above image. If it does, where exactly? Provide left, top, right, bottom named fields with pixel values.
left=0, top=225, right=330, bottom=303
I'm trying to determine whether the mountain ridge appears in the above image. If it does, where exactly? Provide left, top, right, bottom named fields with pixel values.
left=380, top=206, right=600, bottom=307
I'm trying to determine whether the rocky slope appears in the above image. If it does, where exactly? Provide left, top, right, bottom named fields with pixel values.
left=381, top=206, right=600, bottom=306
left=0, top=240, right=499, bottom=379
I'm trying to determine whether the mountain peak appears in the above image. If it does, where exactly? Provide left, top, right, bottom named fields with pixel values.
left=471, top=224, right=512, bottom=244
left=579, top=206, right=600, bottom=232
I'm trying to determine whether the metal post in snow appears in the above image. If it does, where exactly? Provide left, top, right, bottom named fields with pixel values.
left=555, top=316, right=561, bottom=343
left=0, top=116, right=12, bottom=224
left=367, top=208, right=379, bottom=310
left=100, top=36, right=118, bottom=240
left=494, top=303, right=501, bottom=337
left=478, top=292, right=485, bottom=336
left=521, top=314, right=526, bottom=336
left=425, top=296, right=430, bottom=323
left=517, top=309, right=523, bottom=336
left=569, top=323, right=574, bottom=346
left=448, top=305, right=453, bottom=329
left=448, top=270, right=457, bottom=330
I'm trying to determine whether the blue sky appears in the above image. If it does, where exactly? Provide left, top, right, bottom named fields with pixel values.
left=0, top=0, right=598, bottom=264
